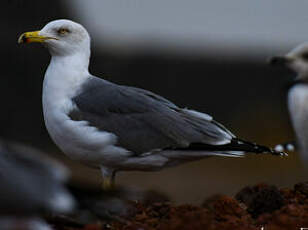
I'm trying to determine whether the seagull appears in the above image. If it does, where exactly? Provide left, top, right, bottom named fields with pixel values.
left=0, top=140, right=74, bottom=230
left=0, top=140, right=74, bottom=215
left=18, top=19, right=285, bottom=189
left=270, top=43, right=308, bottom=159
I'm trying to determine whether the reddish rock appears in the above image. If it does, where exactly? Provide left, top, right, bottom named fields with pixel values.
left=51, top=182, right=308, bottom=230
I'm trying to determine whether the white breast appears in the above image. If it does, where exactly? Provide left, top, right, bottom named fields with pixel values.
left=42, top=58, right=129, bottom=167
left=288, top=84, right=308, bottom=157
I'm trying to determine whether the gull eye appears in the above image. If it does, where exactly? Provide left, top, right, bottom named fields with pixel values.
left=57, top=28, right=70, bottom=35
left=302, top=52, right=308, bottom=61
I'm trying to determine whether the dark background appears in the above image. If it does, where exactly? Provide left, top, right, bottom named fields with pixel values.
left=1, top=0, right=302, bottom=204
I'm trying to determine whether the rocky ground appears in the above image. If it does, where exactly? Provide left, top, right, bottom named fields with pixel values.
left=49, top=182, right=308, bottom=230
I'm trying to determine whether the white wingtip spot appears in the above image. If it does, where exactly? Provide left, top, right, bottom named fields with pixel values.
left=286, top=144, right=295, bottom=151
left=275, top=145, right=284, bottom=152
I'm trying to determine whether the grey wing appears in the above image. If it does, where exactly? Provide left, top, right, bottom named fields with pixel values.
left=70, top=76, right=234, bottom=154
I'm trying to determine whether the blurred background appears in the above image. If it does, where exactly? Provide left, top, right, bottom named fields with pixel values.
left=1, top=0, right=307, bottom=204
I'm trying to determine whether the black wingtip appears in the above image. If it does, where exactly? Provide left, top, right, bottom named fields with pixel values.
left=269, top=148, right=288, bottom=157
left=234, top=139, right=288, bottom=157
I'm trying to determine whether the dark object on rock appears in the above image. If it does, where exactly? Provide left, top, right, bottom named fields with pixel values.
left=67, top=185, right=170, bottom=224
left=294, top=182, right=308, bottom=197
left=235, top=183, right=285, bottom=217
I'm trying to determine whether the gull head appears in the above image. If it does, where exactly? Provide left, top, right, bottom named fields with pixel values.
left=18, top=19, right=90, bottom=57
left=269, top=43, right=308, bottom=79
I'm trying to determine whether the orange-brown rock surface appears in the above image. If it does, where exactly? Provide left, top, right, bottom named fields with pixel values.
left=50, top=182, right=308, bottom=230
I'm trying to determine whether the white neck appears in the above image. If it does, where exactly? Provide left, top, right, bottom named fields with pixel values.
left=43, top=53, right=90, bottom=112
left=51, top=51, right=90, bottom=73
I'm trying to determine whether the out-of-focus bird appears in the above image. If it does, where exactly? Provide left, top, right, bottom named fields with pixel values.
left=0, top=140, right=75, bottom=229
left=270, top=43, right=308, bottom=160
left=18, top=19, right=285, bottom=189
left=0, top=218, right=53, bottom=230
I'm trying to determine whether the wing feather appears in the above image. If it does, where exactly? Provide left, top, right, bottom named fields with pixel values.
left=70, top=76, right=234, bottom=154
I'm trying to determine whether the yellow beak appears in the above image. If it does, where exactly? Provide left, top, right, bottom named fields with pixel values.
left=18, top=31, right=57, bottom=44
